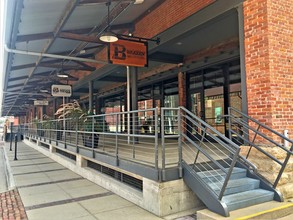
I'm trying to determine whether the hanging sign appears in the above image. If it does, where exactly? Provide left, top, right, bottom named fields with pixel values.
left=109, top=39, right=148, bottom=67
left=34, top=100, right=49, bottom=106
left=51, top=84, right=72, bottom=97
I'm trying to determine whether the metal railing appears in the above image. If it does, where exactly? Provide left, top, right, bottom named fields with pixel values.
left=177, top=107, right=240, bottom=200
left=22, top=108, right=159, bottom=169
left=225, top=107, right=293, bottom=188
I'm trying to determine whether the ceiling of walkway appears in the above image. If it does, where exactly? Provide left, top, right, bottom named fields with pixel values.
left=1, top=0, right=241, bottom=116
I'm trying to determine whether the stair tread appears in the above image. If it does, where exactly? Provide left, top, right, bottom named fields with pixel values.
left=209, top=177, right=260, bottom=190
left=222, top=189, right=274, bottom=205
left=197, top=167, right=246, bottom=179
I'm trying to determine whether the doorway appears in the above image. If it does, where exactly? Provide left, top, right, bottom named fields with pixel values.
left=187, top=59, right=241, bottom=137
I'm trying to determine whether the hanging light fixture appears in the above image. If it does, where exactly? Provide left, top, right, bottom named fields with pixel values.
left=57, top=70, right=69, bottom=78
left=99, top=1, right=118, bottom=43
left=57, top=61, right=69, bottom=78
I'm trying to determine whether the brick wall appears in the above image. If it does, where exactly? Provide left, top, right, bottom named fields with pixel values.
left=244, top=0, right=293, bottom=134
left=134, top=0, right=215, bottom=38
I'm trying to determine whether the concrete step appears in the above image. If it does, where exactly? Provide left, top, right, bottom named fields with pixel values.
left=197, top=201, right=293, bottom=220
left=208, top=177, right=260, bottom=196
left=197, top=167, right=247, bottom=183
left=222, top=189, right=274, bottom=212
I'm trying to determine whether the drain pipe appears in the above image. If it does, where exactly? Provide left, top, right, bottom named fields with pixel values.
left=4, top=44, right=107, bottom=64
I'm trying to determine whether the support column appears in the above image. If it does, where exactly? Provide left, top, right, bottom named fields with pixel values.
left=130, top=67, right=138, bottom=111
left=243, top=0, right=293, bottom=134
left=89, top=80, right=93, bottom=113
left=223, top=64, right=230, bottom=137
left=237, top=4, right=248, bottom=116
left=130, top=67, right=138, bottom=142
left=178, top=71, right=187, bottom=108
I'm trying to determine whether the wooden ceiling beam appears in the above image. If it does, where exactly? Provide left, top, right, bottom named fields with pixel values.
left=11, top=62, right=95, bottom=71
left=39, top=63, right=95, bottom=71
left=58, top=32, right=105, bottom=44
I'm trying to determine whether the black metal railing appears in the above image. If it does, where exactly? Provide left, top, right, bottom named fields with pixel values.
left=178, top=107, right=240, bottom=200
left=225, top=107, right=293, bottom=188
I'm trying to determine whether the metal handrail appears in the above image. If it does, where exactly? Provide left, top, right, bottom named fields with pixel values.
left=227, top=107, right=293, bottom=188
left=175, top=107, right=241, bottom=200
left=21, top=108, right=159, bottom=170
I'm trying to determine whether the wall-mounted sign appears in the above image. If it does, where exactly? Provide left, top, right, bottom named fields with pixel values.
left=51, top=84, right=72, bottom=97
left=34, top=100, right=49, bottom=106
left=109, top=39, right=148, bottom=67
left=215, top=106, right=223, bottom=124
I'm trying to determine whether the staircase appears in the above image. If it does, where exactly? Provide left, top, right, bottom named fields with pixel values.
left=172, top=107, right=292, bottom=217
left=182, top=161, right=278, bottom=217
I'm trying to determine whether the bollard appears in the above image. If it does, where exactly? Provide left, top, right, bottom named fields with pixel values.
left=9, top=122, right=13, bottom=151
left=9, top=132, right=13, bottom=151
left=14, top=134, right=18, bottom=161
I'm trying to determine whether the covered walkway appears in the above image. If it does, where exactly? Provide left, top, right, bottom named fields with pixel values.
left=1, top=141, right=186, bottom=220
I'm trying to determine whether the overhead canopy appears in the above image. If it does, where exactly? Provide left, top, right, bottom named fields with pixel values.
left=1, top=0, right=242, bottom=116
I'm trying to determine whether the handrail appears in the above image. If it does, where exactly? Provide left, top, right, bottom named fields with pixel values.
left=176, top=106, right=241, bottom=200
left=180, top=107, right=240, bottom=150
left=229, top=114, right=292, bottom=154
left=21, top=108, right=159, bottom=170
left=226, top=107, right=293, bottom=188
left=229, top=107, right=293, bottom=146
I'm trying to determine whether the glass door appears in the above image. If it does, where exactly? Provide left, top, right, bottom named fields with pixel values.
left=189, top=90, right=205, bottom=138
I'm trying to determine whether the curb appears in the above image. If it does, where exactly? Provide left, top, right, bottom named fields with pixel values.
left=1, top=142, right=16, bottom=190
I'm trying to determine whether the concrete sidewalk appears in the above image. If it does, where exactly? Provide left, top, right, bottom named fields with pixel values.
left=0, top=141, right=167, bottom=220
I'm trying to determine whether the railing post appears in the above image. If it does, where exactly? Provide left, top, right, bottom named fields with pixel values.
left=273, top=144, right=293, bottom=188
left=193, top=127, right=207, bottom=167
left=178, top=108, right=182, bottom=178
left=218, top=147, right=241, bottom=200
left=228, top=108, right=232, bottom=140
left=49, top=121, right=51, bottom=144
left=132, top=112, right=136, bottom=159
left=161, top=108, right=166, bottom=180
left=14, top=134, right=18, bottom=161
left=115, top=114, right=119, bottom=166
left=76, top=121, right=79, bottom=153
left=9, top=122, right=13, bottom=151
left=92, top=116, right=95, bottom=158
left=64, top=119, right=67, bottom=149
left=155, top=108, right=158, bottom=170
left=56, top=121, right=58, bottom=146
left=246, top=124, right=261, bottom=158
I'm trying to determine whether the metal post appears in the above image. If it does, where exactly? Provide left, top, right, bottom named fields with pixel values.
left=89, top=80, right=93, bottom=112
left=161, top=108, right=166, bottom=180
left=9, top=122, right=13, bottom=151
left=14, top=134, right=18, bottom=161
left=63, top=96, right=66, bottom=148
left=76, top=121, right=79, bottom=153
left=64, top=118, right=67, bottom=149
left=92, top=116, right=95, bottom=158
left=56, top=120, right=58, bottom=146
left=238, top=4, right=249, bottom=144
left=127, top=66, right=130, bottom=144
left=49, top=121, right=51, bottom=144
left=154, top=108, right=158, bottom=170
left=115, top=114, right=119, bottom=165
left=228, top=108, right=232, bottom=140
left=178, top=108, right=182, bottom=178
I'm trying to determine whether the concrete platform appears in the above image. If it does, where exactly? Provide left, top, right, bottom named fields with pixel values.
left=1, top=141, right=166, bottom=220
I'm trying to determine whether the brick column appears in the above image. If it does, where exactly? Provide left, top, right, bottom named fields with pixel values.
left=243, top=0, right=293, bottom=134
left=178, top=71, right=187, bottom=108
